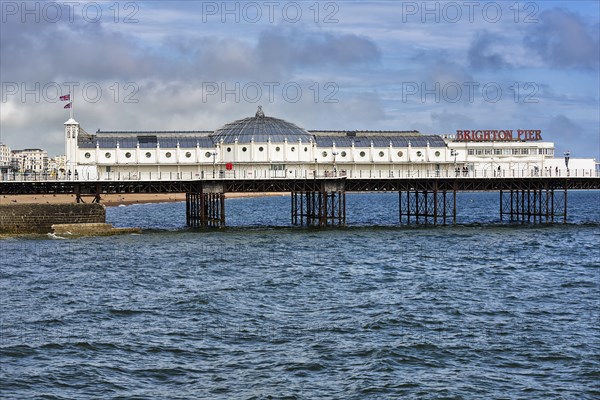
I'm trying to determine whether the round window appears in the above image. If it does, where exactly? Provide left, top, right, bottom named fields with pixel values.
left=435, top=151, right=441, bottom=157
left=185, top=152, right=192, bottom=158
left=105, top=152, right=111, bottom=158
left=416, top=151, right=423, bottom=157
left=125, top=152, right=132, bottom=158
left=84, top=152, right=91, bottom=159
left=276, top=146, right=281, bottom=152
left=145, top=152, right=151, bottom=158
left=304, top=147, right=308, bottom=152
left=360, top=151, right=366, bottom=157
left=341, top=151, right=347, bottom=157
left=205, top=152, right=211, bottom=158
left=397, top=151, right=403, bottom=157
left=227, top=147, right=232, bottom=152
left=242, top=147, right=247, bottom=152
left=291, top=147, right=295, bottom=152
left=379, top=151, right=385, bottom=157
left=165, top=152, right=172, bottom=158
left=322, top=151, right=328, bottom=157
left=259, top=146, right=264, bottom=152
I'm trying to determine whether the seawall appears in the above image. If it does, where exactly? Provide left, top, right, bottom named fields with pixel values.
left=0, top=203, right=106, bottom=234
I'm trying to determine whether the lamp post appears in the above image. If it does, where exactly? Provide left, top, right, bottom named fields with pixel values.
left=451, top=149, right=458, bottom=176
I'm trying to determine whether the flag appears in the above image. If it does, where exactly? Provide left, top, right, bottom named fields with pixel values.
left=60, top=94, right=70, bottom=101
left=64, top=102, right=72, bottom=109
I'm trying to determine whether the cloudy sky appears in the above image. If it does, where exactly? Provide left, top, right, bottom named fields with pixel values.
left=1, top=1, right=599, bottom=159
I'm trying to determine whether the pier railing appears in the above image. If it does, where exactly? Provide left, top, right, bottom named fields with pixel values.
left=1, top=168, right=599, bottom=182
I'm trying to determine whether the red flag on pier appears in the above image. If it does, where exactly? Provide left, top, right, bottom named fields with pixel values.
left=60, top=94, right=70, bottom=101
left=64, top=102, right=72, bottom=109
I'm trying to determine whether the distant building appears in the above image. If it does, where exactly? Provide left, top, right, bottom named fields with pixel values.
left=11, top=149, right=48, bottom=173
left=47, top=155, right=66, bottom=175
left=0, top=143, right=11, bottom=172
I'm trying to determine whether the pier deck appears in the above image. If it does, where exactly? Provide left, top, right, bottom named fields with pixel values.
left=1, top=177, right=598, bottom=227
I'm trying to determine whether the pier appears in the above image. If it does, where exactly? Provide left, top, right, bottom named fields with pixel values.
left=1, top=174, right=598, bottom=228
left=2, top=107, right=598, bottom=229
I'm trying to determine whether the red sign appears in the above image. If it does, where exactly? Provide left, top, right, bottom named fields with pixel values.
left=456, top=130, right=542, bottom=142
left=225, top=162, right=233, bottom=170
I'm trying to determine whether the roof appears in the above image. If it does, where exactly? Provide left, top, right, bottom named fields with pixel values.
left=314, top=135, right=447, bottom=148
left=210, top=107, right=313, bottom=144
left=309, top=130, right=420, bottom=137
left=82, top=108, right=446, bottom=149
left=96, top=130, right=212, bottom=135
left=79, top=135, right=214, bottom=149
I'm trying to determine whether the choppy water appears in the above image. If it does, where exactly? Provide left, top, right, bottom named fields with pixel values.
left=1, top=192, right=599, bottom=399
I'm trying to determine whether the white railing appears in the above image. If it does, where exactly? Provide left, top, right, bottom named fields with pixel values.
left=1, top=168, right=599, bottom=182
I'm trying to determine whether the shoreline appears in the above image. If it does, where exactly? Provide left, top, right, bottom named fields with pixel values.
left=0, top=192, right=289, bottom=207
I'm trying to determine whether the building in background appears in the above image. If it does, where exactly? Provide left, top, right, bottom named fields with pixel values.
left=47, top=155, right=67, bottom=177
left=0, top=143, right=11, bottom=173
left=10, top=149, right=48, bottom=174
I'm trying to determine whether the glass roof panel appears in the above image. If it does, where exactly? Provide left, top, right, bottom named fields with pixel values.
left=211, top=114, right=313, bottom=144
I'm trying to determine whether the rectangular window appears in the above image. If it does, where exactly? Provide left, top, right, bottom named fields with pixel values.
left=270, top=164, right=285, bottom=171
left=468, top=149, right=474, bottom=155
left=484, top=149, right=492, bottom=155
left=494, top=149, right=502, bottom=155
left=476, top=149, right=483, bottom=155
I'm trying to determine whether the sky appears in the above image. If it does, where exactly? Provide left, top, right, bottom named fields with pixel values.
left=1, top=0, right=599, bottom=159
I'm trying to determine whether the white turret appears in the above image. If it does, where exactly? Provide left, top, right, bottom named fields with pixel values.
left=64, top=117, right=79, bottom=174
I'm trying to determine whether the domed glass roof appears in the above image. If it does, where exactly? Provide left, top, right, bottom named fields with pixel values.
left=210, top=106, right=314, bottom=144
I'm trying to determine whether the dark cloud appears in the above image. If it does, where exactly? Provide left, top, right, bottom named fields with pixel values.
left=1, top=11, right=381, bottom=84
left=257, top=27, right=381, bottom=69
left=524, top=9, right=599, bottom=69
left=0, top=6, right=155, bottom=82
left=157, top=27, right=381, bottom=81
left=468, top=31, right=511, bottom=70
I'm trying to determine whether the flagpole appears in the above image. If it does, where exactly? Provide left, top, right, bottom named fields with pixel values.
left=70, top=90, right=73, bottom=120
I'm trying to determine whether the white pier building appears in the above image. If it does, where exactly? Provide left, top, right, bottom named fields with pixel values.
left=65, top=107, right=597, bottom=181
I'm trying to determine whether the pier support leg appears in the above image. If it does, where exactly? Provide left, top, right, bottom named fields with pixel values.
left=563, top=188, right=568, bottom=223
left=399, top=185, right=454, bottom=225
left=75, top=183, right=102, bottom=204
left=453, top=188, right=457, bottom=224
left=186, top=183, right=225, bottom=228
left=291, top=182, right=346, bottom=227
left=500, top=190, right=503, bottom=221
left=500, top=185, right=564, bottom=223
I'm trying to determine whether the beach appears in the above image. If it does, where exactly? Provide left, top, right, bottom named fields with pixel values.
left=0, top=192, right=288, bottom=207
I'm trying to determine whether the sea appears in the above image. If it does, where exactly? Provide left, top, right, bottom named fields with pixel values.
left=1, top=191, right=599, bottom=399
